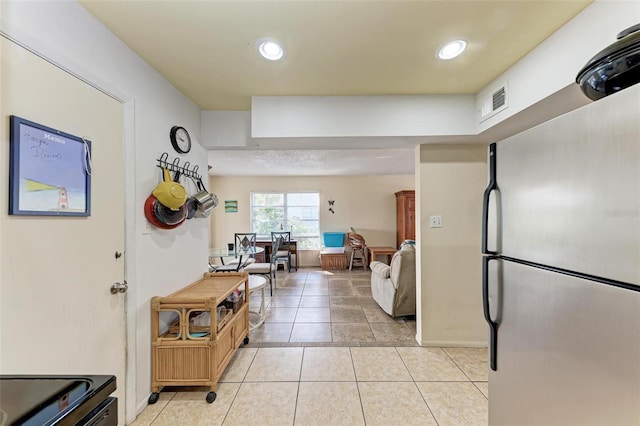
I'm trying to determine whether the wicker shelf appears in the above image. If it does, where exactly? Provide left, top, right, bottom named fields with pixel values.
left=320, top=252, right=347, bottom=270
left=149, top=271, right=249, bottom=404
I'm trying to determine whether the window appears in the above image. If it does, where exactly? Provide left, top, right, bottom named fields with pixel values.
left=251, top=192, right=320, bottom=249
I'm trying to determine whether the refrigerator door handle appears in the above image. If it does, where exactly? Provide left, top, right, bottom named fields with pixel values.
left=482, top=143, right=499, bottom=255
left=483, top=255, right=500, bottom=371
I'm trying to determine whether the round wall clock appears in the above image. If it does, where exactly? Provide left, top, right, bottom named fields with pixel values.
left=170, top=126, right=191, bottom=154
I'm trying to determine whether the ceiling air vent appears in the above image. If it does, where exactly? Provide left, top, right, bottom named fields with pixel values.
left=479, top=83, right=508, bottom=122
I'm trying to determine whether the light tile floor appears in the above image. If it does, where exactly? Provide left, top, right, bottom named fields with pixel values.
left=132, top=346, right=488, bottom=426
left=133, top=268, right=488, bottom=425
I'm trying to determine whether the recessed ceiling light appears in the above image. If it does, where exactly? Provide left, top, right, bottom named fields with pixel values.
left=256, top=38, right=286, bottom=61
left=437, top=39, right=467, bottom=60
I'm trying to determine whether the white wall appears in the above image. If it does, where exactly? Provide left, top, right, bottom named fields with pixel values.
left=1, top=1, right=209, bottom=421
left=201, top=111, right=254, bottom=149
left=208, top=175, right=414, bottom=265
left=416, top=144, right=488, bottom=346
left=477, top=0, right=640, bottom=130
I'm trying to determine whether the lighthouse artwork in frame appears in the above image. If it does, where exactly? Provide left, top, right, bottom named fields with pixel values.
left=8, top=115, right=92, bottom=216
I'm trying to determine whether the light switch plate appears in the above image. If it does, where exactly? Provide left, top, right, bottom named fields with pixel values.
left=429, top=215, right=443, bottom=228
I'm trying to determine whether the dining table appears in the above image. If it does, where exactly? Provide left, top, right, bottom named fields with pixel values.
left=208, top=246, right=265, bottom=272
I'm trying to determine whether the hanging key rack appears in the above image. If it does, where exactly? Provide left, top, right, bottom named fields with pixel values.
left=156, top=152, right=202, bottom=180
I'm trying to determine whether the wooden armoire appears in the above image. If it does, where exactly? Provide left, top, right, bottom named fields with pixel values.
left=395, top=190, right=415, bottom=247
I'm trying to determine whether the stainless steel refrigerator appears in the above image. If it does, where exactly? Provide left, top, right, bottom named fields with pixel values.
left=481, top=84, right=640, bottom=425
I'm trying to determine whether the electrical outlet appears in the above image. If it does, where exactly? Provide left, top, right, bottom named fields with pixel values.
left=429, top=215, right=443, bottom=228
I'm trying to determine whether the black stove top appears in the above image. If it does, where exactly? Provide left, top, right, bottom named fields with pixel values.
left=0, top=375, right=116, bottom=426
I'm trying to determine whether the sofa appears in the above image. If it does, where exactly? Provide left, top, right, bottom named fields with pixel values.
left=369, top=243, right=416, bottom=317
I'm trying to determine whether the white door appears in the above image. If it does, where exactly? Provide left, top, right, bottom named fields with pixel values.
left=0, top=38, right=127, bottom=422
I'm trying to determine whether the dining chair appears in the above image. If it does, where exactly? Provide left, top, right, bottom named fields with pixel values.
left=226, top=233, right=257, bottom=268
left=270, top=231, right=291, bottom=272
left=243, top=236, right=281, bottom=296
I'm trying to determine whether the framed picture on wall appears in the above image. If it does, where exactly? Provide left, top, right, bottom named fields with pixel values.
left=8, top=115, right=92, bottom=216
left=224, top=200, right=238, bottom=213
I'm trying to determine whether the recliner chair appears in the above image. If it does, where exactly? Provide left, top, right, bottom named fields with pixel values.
left=369, top=243, right=416, bottom=317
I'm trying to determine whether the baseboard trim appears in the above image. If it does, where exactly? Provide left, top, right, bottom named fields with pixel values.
left=137, top=396, right=149, bottom=415
left=419, top=340, right=488, bottom=347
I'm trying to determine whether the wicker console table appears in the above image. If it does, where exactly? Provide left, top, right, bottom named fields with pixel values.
left=149, top=272, right=249, bottom=404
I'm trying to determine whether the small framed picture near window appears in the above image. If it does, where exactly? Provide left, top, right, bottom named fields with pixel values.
left=224, top=200, right=238, bottom=213
left=9, top=115, right=92, bottom=216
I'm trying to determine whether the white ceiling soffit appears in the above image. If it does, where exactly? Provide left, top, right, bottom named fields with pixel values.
left=207, top=83, right=591, bottom=176
left=251, top=135, right=471, bottom=150
left=207, top=148, right=417, bottom=176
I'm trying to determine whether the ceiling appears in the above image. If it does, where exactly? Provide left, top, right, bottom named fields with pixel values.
left=79, top=0, right=593, bottom=176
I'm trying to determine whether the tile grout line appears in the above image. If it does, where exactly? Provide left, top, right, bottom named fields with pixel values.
left=394, top=346, right=441, bottom=426
left=440, top=347, right=482, bottom=385
left=218, top=381, right=241, bottom=425
left=349, top=346, right=369, bottom=425
left=441, top=347, right=490, bottom=401
left=291, top=347, right=307, bottom=425
left=218, top=346, right=260, bottom=425
left=147, top=397, right=170, bottom=426
left=355, top=380, right=368, bottom=425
